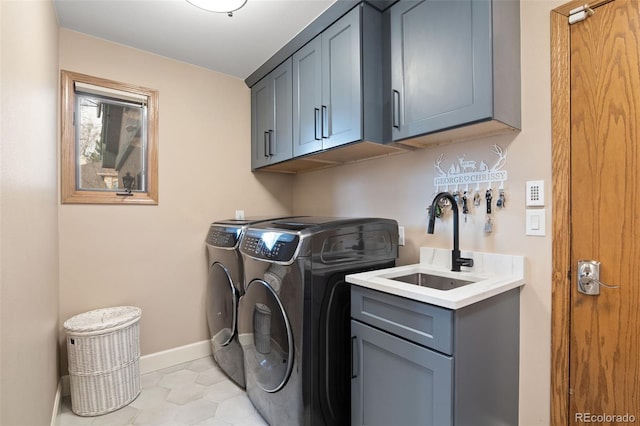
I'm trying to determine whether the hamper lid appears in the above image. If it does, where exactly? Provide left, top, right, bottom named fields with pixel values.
left=64, top=306, right=142, bottom=333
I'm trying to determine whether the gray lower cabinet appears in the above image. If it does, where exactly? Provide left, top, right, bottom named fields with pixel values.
left=389, top=0, right=520, bottom=144
left=351, top=285, right=520, bottom=426
left=351, top=320, right=453, bottom=426
left=251, top=58, right=293, bottom=170
left=293, top=3, right=382, bottom=157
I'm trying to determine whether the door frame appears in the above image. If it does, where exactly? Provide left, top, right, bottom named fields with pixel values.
left=550, top=1, right=615, bottom=424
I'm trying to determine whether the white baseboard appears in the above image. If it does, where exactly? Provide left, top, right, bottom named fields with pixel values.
left=139, top=339, right=212, bottom=374
left=51, top=381, right=62, bottom=426
left=60, top=339, right=212, bottom=396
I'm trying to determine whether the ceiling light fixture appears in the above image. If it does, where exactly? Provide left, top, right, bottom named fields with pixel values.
left=186, top=0, right=247, bottom=17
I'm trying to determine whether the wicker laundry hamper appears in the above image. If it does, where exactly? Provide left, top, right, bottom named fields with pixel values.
left=64, top=306, right=142, bottom=416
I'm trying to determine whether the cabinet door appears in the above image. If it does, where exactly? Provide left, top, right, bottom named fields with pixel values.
left=251, top=60, right=293, bottom=169
left=251, top=76, right=273, bottom=169
left=351, top=320, right=453, bottom=426
left=270, top=59, right=293, bottom=164
left=321, top=6, right=362, bottom=150
left=293, top=36, right=323, bottom=157
left=390, top=0, right=492, bottom=141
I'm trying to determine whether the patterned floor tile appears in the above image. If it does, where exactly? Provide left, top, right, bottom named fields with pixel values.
left=128, top=387, right=171, bottom=410
left=57, top=357, right=267, bottom=426
left=187, top=357, right=217, bottom=373
left=173, top=399, right=219, bottom=425
left=195, top=368, right=229, bottom=387
left=159, top=369, right=199, bottom=389
left=130, top=404, right=182, bottom=426
left=89, top=406, right=138, bottom=425
left=166, top=383, right=206, bottom=405
left=202, top=381, right=243, bottom=403
left=140, top=371, right=164, bottom=389
left=214, top=395, right=267, bottom=425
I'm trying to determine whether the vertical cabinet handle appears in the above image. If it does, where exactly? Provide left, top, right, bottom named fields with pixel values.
left=351, top=335, right=359, bottom=379
left=314, top=108, right=321, bottom=141
left=268, top=130, right=274, bottom=156
left=392, top=90, right=401, bottom=129
left=322, top=105, right=328, bottom=139
left=263, top=131, right=270, bottom=158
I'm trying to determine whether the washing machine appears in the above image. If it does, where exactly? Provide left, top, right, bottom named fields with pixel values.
left=205, top=216, right=299, bottom=388
left=237, top=217, right=398, bottom=426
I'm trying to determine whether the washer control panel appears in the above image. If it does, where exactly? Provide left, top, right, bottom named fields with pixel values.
left=240, top=230, right=300, bottom=262
left=206, top=225, right=242, bottom=248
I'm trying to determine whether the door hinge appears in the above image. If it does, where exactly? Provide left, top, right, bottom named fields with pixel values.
left=569, top=4, right=595, bottom=25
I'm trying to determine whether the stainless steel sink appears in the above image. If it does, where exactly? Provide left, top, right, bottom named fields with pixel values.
left=392, top=273, right=474, bottom=291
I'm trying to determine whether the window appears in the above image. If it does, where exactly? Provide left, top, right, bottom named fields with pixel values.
left=60, top=70, right=158, bottom=204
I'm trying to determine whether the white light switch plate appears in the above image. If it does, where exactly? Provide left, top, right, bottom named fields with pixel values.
left=526, top=208, right=546, bottom=236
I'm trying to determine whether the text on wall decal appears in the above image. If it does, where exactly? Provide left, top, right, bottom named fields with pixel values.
left=433, top=144, right=508, bottom=191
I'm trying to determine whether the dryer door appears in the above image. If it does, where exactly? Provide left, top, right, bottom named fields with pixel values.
left=239, top=278, right=294, bottom=393
left=206, top=262, right=238, bottom=348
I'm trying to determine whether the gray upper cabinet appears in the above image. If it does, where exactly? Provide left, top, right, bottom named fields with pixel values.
left=389, top=0, right=520, bottom=145
left=251, top=58, right=293, bottom=170
left=321, top=6, right=363, bottom=150
left=293, top=5, right=365, bottom=157
left=247, top=0, right=520, bottom=172
left=292, top=37, right=323, bottom=156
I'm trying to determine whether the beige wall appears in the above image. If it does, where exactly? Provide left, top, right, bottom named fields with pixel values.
left=291, top=1, right=562, bottom=424
left=0, top=1, right=60, bottom=425
left=0, top=1, right=562, bottom=423
left=58, top=30, right=293, bottom=365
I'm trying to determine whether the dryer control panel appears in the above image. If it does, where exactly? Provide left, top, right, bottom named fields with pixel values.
left=206, top=225, right=242, bottom=248
left=240, top=230, right=300, bottom=262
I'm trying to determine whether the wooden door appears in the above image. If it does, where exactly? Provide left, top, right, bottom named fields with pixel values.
left=567, top=0, right=640, bottom=423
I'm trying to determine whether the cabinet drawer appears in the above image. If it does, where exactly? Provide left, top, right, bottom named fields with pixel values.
left=351, top=285, right=453, bottom=355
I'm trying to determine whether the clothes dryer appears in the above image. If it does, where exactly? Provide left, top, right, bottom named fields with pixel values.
left=205, top=217, right=298, bottom=388
left=237, top=217, right=398, bottom=425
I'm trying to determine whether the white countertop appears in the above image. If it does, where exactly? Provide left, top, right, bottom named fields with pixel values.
left=346, top=247, right=525, bottom=309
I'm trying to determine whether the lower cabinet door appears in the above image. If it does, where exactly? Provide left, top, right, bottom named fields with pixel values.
left=351, top=320, right=453, bottom=426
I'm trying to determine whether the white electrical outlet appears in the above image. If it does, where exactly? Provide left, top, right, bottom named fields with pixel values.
left=398, top=226, right=405, bottom=246
left=235, top=210, right=245, bottom=220
left=526, top=180, right=545, bottom=207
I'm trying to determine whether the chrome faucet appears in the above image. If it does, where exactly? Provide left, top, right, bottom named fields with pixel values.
left=427, top=192, right=474, bottom=272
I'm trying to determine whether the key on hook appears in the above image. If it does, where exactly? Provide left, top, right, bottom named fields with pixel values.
left=462, top=192, right=469, bottom=222
left=496, top=189, right=506, bottom=209
left=473, top=192, right=481, bottom=207
left=485, top=189, right=493, bottom=214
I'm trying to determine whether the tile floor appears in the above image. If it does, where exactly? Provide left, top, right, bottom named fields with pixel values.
left=57, top=356, right=268, bottom=426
